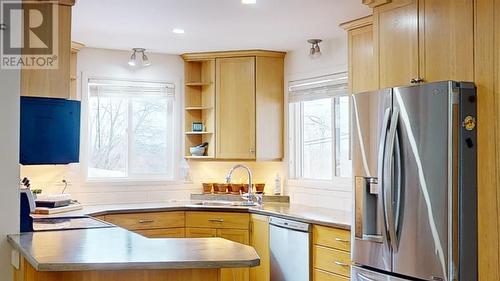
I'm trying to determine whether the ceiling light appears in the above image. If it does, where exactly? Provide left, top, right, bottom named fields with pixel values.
left=242, top=0, right=256, bottom=4
left=172, top=28, right=185, bottom=34
left=307, top=39, right=322, bottom=58
left=128, top=48, right=151, bottom=67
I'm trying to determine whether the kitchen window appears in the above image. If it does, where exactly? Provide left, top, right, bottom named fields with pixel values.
left=288, top=73, right=352, bottom=182
left=86, top=79, right=175, bottom=180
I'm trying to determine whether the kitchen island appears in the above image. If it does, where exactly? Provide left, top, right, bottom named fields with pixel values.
left=8, top=226, right=260, bottom=281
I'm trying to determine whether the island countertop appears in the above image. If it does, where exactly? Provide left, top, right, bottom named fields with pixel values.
left=8, top=227, right=260, bottom=271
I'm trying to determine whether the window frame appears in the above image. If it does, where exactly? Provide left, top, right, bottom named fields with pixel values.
left=287, top=73, right=352, bottom=189
left=81, top=75, right=181, bottom=183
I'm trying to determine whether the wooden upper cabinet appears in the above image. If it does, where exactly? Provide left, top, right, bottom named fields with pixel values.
left=375, top=0, right=419, bottom=88
left=341, top=16, right=378, bottom=94
left=255, top=56, right=284, bottom=160
left=21, top=4, right=72, bottom=99
left=216, top=57, right=256, bottom=160
left=183, top=50, right=285, bottom=161
left=418, top=0, right=474, bottom=82
left=371, top=0, right=474, bottom=88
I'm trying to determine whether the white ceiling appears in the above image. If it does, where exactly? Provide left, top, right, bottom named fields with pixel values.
left=72, top=0, right=370, bottom=55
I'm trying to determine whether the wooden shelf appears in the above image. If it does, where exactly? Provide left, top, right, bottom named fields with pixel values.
left=185, top=132, right=213, bottom=135
left=185, top=106, right=213, bottom=110
left=185, top=82, right=213, bottom=86
left=184, top=156, right=214, bottom=159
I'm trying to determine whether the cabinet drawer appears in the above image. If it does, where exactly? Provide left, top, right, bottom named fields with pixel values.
left=185, top=227, right=217, bottom=238
left=313, top=246, right=351, bottom=277
left=186, top=212, right=249, bottom=229
left=135, top=228, right=185, bottom=238
left=313, top=225, right=351, bottom=252
left=104, top=212, right=185, bottom=230
left=313, top=269, right=349, bottom=281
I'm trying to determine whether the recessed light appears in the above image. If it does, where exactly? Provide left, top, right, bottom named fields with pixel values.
left=242, top=0, right=256, bottom=4
left=173, top=28, right=185, bottom=34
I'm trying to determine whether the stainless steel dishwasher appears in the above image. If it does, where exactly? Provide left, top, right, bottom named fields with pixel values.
left=269, top=216, right=311, bottom=281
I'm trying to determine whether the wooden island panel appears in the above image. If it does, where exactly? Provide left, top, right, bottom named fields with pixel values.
left=15, top=257, right=219, bottom=281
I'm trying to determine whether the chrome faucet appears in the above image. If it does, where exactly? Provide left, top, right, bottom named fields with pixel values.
left=225, top=164, right=261, bottom=206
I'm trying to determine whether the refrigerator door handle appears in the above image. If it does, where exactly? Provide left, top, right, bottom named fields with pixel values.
left=383, top=107, right=399, bottom=251
left=394, top=131, right=402, bottom=243
left=378, top=108, right=391, bottom=244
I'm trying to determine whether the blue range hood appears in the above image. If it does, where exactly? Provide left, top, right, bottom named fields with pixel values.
left=20, top=97, right=81, bottom=165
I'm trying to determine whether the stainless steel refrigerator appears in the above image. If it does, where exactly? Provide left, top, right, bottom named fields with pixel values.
left=351, top=81, right=477, bottom=281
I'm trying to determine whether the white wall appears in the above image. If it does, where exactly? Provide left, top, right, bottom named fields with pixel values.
left=21, top=48, right=286, bottom=204
left=0, top=35, right=20, bottom=281
left=283, top=36, right=352, bottom=212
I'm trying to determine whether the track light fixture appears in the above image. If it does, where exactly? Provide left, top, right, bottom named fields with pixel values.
left=307, top=39, right=322, bottom=58
left=128, top=48, right=151, bottom=67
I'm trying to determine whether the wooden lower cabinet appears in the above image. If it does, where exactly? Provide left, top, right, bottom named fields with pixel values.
left=249, top=215, right=270, bottom=281
left=135, top=228, right=185, bottom=238
left=313, top=269, right=349, bottom=281
left=185, top=227, right=250, bottom=281
left=312, top=225, right=351, bottom=281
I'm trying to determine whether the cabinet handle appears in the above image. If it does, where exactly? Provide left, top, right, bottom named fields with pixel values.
left=208, top=218, right=224, bottom=223
left=334, top=261, right=349, bottom=267
left=249, top=148, right=255, bottom=153
left=335, top=237, right=349, bottom=243
left=138, top=219, right=154, bottom=224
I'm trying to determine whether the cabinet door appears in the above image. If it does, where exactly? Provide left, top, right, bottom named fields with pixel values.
left=249, top=215, right=270, bottom=281
left=218, top=229, right=250, bottom=281
left=349, top=24, right=378, bottom=94
left=185, top=227, right=217, bottom=238
left=21, top=5, right=71, bottom=99
left=216, top=57, right=256, bottom=159
left=418, top=0, right=474, bottom=82
left=375, top=0, right=419, bottom=88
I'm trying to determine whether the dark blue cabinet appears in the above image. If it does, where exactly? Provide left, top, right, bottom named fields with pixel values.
left=20, top=97, right=81, bottom=165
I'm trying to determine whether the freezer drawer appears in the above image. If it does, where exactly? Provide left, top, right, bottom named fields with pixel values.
left=351, top=266, right=411, bottom=281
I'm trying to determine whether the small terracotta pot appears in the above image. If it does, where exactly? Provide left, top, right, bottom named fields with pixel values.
left=202, top=183, right=213, bottom=194
left=255, top=183, right=265, bottom=193
left=241, top=184, right=249, bottom=193
left=214, top=183, right=229, bottom=194
left=230, top=184, right=243, bottom=194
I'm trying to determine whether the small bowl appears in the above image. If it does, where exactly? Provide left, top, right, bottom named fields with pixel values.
left=255, top=183, right=265, bottom=193
left=230, top=184, right=243, bottom=194
left=190, top=146, right=206, bottom=156
left=202, top=183, right=213, bottom=194
left=213, top=183, right=229, bottom=194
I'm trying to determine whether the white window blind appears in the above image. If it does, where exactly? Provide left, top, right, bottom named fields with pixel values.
left=87, top=79, right=175, bottom=180
left=88, top=79, right=175, bottom=97
left=288, top=72, right=348, bottom=103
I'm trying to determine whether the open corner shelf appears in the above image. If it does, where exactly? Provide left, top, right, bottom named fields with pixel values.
left=184, top=156, right=214, bottom=160
left=185, top=131, right=213, bottom=135
left=185, top=106, right=213, bottom=111
left=185, top=82, right=213, bottom=87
